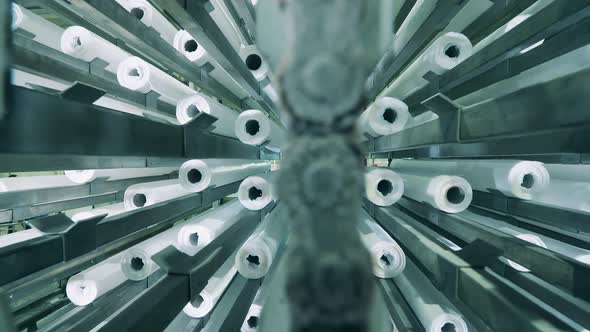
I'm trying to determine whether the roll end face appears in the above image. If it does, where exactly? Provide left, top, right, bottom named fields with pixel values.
left=240, top=46, right=269, bottom=81
left=173, top=30, right=208, bottom=64
left=238, top=176, right=273, bottom=211
left=371, top=241, right=406, bottom=278
left=241, top=304, right=263, bottom=332
left=120, top=249, right=153, bottom=281
left=236, top=241, right=272, bottom=279
left=60, top=26, right=92, bottom=58
left=366, top=168, right=404, bottom=207
left=235, top=110, right=272, bottom=146
left=116, top=56, right=151, bottom=93
left=65, top=169, right=97, bottom=184
left=509, top=161, right=550, bottom=200
left=177, top=224, right=212, bottom=256
left=433, top=176, right=473, bottom=214
left=431, top=32, right=473, bottom=74
left=183, top=293, right=214, bottom=318
left=431, top=313, right=468, bottom=332
left=367, top=97, right=410, bottom=136
left=176, top=95, right=212, bottom=125
left=66, top=276, right=98, bottom=306
left=11, top=4, right=23, bottom=31
left=179, top=160, right=212, bottom=192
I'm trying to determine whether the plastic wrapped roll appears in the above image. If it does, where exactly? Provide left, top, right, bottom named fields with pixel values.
left=179, top=159, right=271, bottom=192
left=394, top=260, right=468, bottom=332
left=0, top=229, right=44, bottom=249
left=238, top=172, right=277, bottom=211
left=391, top=159, right=550, bottom=200
left=365, top=167, right=404, bottom=207
left=123, top=179, right=192, bottom=210
left=240, top=45, right=270, bottom=82
left=176, top=94, right=240, bottom=137
left=176, top=200, right=246, bottom=256
left=0, top=175, right=77, bottom=192
left=11, top=4, right=64, bottom=50
left=183, top=254, right=238, bottom=318
left=234, top=110, right=285, bottom=149
left=359, top=210, right=406, bottom=278
left=235, top=206, right=286, bottom=279
left=117, top=56, right=196, bottom=104
left=65, top=167, right=178, bottom=184
left=359, top=97, right=410, bottom=138
left=66, top=262, right=128, bottom=306
left=384, top=32, right=473, bottom=100
left=61, top=26, right=129, bottom=73
left=114, top=0, right=177, bottom=43
left=399, top=173, right=473, bottom=213
left=71, top=203, right=127, bottom=222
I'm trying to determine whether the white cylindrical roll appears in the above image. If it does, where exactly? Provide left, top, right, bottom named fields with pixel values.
left=183, top=253, right=238, bottom=318
left=235, top=110, right=285, bottom=149
left=66, top=262, right=128, bottom=306
left=176, top=94, right=240, bottom=137
left=0, top=229, right=44, bottom=249
left=384, top=32, right=473, bottom=100
left=123, top=179, right=192, bottom=210
left=11, top=4, right=64, bottom=50
left=399, top=173, right=473, bottom=213
left=241, top=303, right=263, bottom=332
left=0, top=175, right=77, bottom=192
left=359, top=97, right=410, bottom=138
left=365, top=167, right=404, bottom=207
left=240, top=45, right=270, bottom=82
left=115, top=0, right=178, bottom=43
left=545, top=164, right=590, bottom=183
left=60, top=26, right=129, bottom=73
left=358, top=210, right=406, bottom=278
left=176, top=200, right=246, bottom=256
left=208, top=0, right=246, bottom=50
left=65, top=167, right=177, bottom=184
left=236, top=206, right=286, bottom=279
left=390, top=159, right=550, bottom=200
left=179, top=159, right=271, bottom=193
left=117, top=56, right=196, bottom=104
left=238, top=172, right=277, bottom=211
left=532, top=180, right=590, bottom=213
left=394, top=260, right=468, bottom=332
left=71, top=202, right=127, bottom=222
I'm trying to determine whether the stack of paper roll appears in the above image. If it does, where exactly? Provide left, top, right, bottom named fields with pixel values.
left=358, top=210, right=406, bottom=278
left=358, top=97, right=410, bottom=139
left=113, top=0, right=177, bottom=43
left=117, top=56, right=196, bottom=105
left=391, top=159, right=550, bottom=200
left=394, top=259, right=469, bottom=332
left=238, top=172, right=278, bottom=211
left=365, top=167, right=404, bottom=207
left=65, top=167, right=178, bottom=184
left=234, top=110, right=285, bottom=149
left=60, top=26, right=129, bottom=73
left=66, top=262, right=128, bottom=306
left=235, top=206, right=286, bottom=279
left=0, top=175, right=77, bottom=192
left=176, top=94, right=240, bottom=137
left=123, top=179, right=192, bottom=210
left=183, top=253, right=238, bottom=318
left=179, top=159, right=271, bottom=193
left=240, top=45, right=271, bottom=82
left=396, top=172, right=473, bottom=213
left=11, top=3, right=63, bottom=50
left=70, top=202, right=127, bottom=222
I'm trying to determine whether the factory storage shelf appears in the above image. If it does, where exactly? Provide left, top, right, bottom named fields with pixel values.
left=223, top=0, right=257, bottom=44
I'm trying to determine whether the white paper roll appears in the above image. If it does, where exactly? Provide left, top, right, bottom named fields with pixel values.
left=123, top=179, right=192, bottom=210
left=359, top=97, right=410, bottom=138
left=179, top=159, right=271, bottom=192
left=114, top=0, right=177, bottom=43
left=65, top=167, right=178, bottom=184
left=0, top=229, right=44, bottom=249
left=117, top=56, right=196, bottom=104
left=235, top=110, right=285, bottom=149
left=544, top=164, right=590, bottom=183
left=394, top=260, right=468, bottom=332
left=175, top=200, right=246, bottom=256
left=241, top=303, right=263, bottom=332
left=61, top=26, right=129, bottom=73
left=209, top=0, right=246, bottom=50
left=236, top=206, right=286, bottom=279
left=391, top=159, right=550, bottom=200
left=0, top=175, right=77, bottom=192
left=66, top=262, right=128, bottom=306
left=238, top=172, right=277, bottom=211
left=398, top=173, right=473, bottom=213
left=240, top=45, right=270, bottom=82
left=384, top=32, right=473, bottom=100
left=359, top=210, right=406, bottom=278
left=183, top=254, right=238, bottom=318
left=176, top=94, right=240, bottom=137
left=365, top=167, right=404, bottom=207
left=11, top=4, right=64, bottom=50
left=532, top=180, right=590, bottom=213
left=70, top=202, right=127, bottom=222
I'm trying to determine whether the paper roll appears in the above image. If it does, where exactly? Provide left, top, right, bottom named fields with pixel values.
left=359, top=97, right=410, bottom=138
left=11, top=4, right=64, bottom=50
left=545, top=164, right=590, bottom=183
left=235, top=110, right=285, bottom=149
left=65, top=167, right=178, bottom=184
left=365, top=167, right=404, bottom=207
left=241, top=303, right=263, bottom=332
left=117, top=56, right=196, bottom=104
left=123, top=179, right=192, bottom=210
left=391, top=159, right=550, bottom=200
left=394, top=260, right=468, bottom=332
left=358, top=210, right=406, bottom=278
left=71, top=202, right=127, bottom=222
left=531, top=180, right=590, bottom=213
left=61, top=26, right=129, bottom=73
left=0, top=175, right=77, bottom=192
left=179, top=159, right=271, bottom=192
left=236, top=206, right=286, bottom=279
left=384, top=32, right=473, bottom=100
left=176, top=200, right=246, bottom=256
left=0, top=229, right=44, bottom=249
left=183, top=253, right=238, bottom=318
left=398, top=173, right=473, bottom=213
left=238, top=172, right=277, bottom=211
left=240, top=45, right=270, bottom=82
left=114, top=0, right=177, bottom=43
left=176, top=94, right=240, bottom=137
left=66, top=262, right=128, bottom=306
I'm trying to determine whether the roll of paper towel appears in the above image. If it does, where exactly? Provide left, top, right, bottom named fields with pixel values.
left=365, top=167, right=404, bottom=207
left=179, top=159, right=271, bottom=192
left=235, top=110, right=285, bottom=149
left=0, top=175, right=77, bottom=192
left=359, top=97, right=410, bottom=139
left=114, top=0, right=177, bottom=43
left=398, top=173, right=473, bottom=213
left=66, top=262, right=128, bottom=306
left=240, top=45, right=270, bottom=82
left=532, top=180, right=590, bottom=213
left=12, top=4, right=63, bottom=50
left=61, top=26, right=129, bottom=73
left=176, top=94, right=240, bottom=137
left=65, top=166, right=177, bottom=184
left=238, top=172, right=277, bottom=211
left=123, top=179, right=192, bottom=210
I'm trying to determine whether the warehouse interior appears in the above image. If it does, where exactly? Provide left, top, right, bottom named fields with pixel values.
left=1, top=0, right=590, bottom=331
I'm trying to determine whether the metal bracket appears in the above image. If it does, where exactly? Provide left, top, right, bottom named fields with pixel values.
left=59, top=82, right=107, bottom=105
